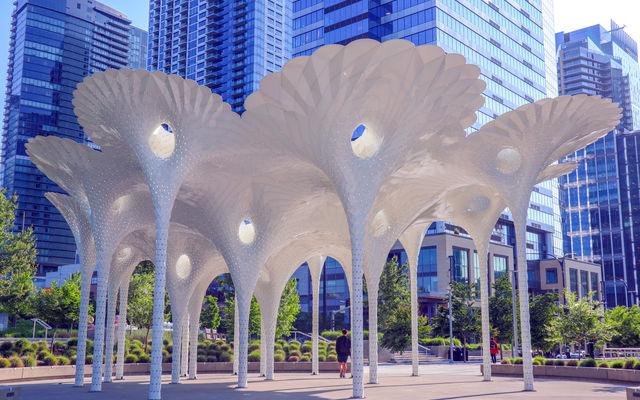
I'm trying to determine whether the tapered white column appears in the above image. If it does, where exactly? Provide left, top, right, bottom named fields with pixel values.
left=171, top=314, right=183, bottom=384
left=349, top=221, right=365, bottom=398
left=233, top=297, right=239, bottom=375
left=476, top=239, right=492, bottom=381
left=188, top=304, right=201, bottom=380
left=260, top=316, right=266, bottom=377
left=307, top=256, right=325, bottom=376
left=236, top=289, right=251, bottom=388
left=264, top=302, right=278, bottom=381
left=90, top=256, right=111, bottom=392
left=74, top=271, right=92, bottom=386
left=181, top=317, right=189, bottom=377
left=103, top=285, right=118, bottom=382
left=514, top=210, right=534, bottom=391
left=116, top=276, right=130, bottom=380
left=367, top=284, right=379, bottom=384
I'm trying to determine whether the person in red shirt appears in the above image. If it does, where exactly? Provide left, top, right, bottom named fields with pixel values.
left=490, top=338, right=499, bottom=363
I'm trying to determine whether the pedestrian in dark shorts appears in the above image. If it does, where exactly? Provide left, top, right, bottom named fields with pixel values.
left=336, top=329, right=351, bottom=378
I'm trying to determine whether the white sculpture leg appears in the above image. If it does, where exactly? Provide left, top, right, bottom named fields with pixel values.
left=477, top=240, right=492, bottom=381
left=264, top=304, right=278, bottom=381
left=260, top=317, right=266, bottom=377
left=171, top=314, right=183, bottom=384
left=514, top=211, right=534, bottom=391
left=116, top=277, right=130, bottom=380
left=409, top=262, right=419, bottom=376
left=350, top=223, right=365, bottom=398
left=311, top=272, right=320, bottom=375
left=236, top=289, right=251, bottom=388
left=233, top=297, right=239, bottom=375
left=90, top=259, right=110, bottom=392
left=368, top=285, right=379, bottom=384
left=181, top=317, right=189, bottom=377
left=103, top=285, right=118, bottom=382
left=188, top=303, right=202, bottom=380
left=149, top=221, right=169, bottom=400
left=74, top=272, right=92, bottom=387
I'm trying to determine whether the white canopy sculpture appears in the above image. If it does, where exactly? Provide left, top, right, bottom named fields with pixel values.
left=26, top=39, right=621, bottom=400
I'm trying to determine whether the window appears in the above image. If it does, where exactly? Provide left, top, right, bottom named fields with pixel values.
left=590, top=272, right=599, bottom=300
left=569, top=268, right=578, bottom=294
left=452, top=247, right=469, bottom=284
left=417, top=247, right=437, bottom=294
left=545, top=268, right=558, bottom=284
left=493, top=255, right=507, bottom=279
left=580, top=270, right=589, bottom=298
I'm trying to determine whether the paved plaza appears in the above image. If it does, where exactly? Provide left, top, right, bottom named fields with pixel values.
left=16, top=364, right=630, bottom=399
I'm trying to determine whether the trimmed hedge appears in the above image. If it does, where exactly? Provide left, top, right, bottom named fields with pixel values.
left=248, top=351, right=260, bottom=362
left=43, top=354, right=58, bottom=366
left=579, top=358, right=596, bottom=367
left=611, top=360, right=624, bottom=369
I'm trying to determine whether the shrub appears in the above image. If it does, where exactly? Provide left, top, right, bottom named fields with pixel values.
left=274, top=352, right=285, bottom=362
left=166, top=345, right=173, bottom=353
left=57, top=356, right=70, bottom=365
left=21, top=356, right=36, bottom=367
left=544, top=359, right=555, bottom=366
left=248, top=344, right=260, bottom=353
left=533, top=356, right=545, bottom=365
left=288, top=340, right=301, bottom=348
left=206, top=355, right=217, bottom=362
left=566, top=359, right=579, bottom=367
left=163, top=339, right=169, bottom=346
left=420, top=338, right=446, bottom=346
left=86, top=339, right=94, bottom=354
left=8, top=357, right=23, bottom=368
left=197, top=349, right=206, bottom=356
left=327, top=354, right=337, bottom=362
left=220, top=345, right=231, bottom=352
left=162, top=350, right=170, bottom=361
left=611, top=360, right=624, bottom=369
left=300, top=355, right=310, bottom=361
left=598, top=361, right=609, bottom=368
left=197, top=355, right=206, bottom=362
left=513, top=358, right=523, bottom=365
left=0, top=358, right=9, bottom=368
left=289, top=349, right=301, bottom=358
left=282, top=344, right=290, bottom=353
left=14, top=339, right=30, bottom=352
left=219, top=351, right=232, bottom=362
left=274, top=343, right=282, bottom=351
left=0, top=342, right=13, bottom=353
left=37, top=351, right=51, bottom=361
left=52, top=341, right=65, bottom=353
left=85, top=355, right=93, bottom=365
left=36, top=341, right=49, bottom=351
left=66, top=338, right=78, bottom=347
left=553, top=359, right=565, bottom=366
left=633, top=361, right=640, bottom=370
left=318, top=354, right=326, bottom=362
left=624, top=359, right=636, bottom=369
left=579, top=358, right=597, bottom=367
left=125, top=354, right=138, bottom=363
left=287, top=355, right=300, bottom=362
left=202, top=340, right=213, bottom=348
left=132, top=339, right=143, bottom=348
left=138, top=354, right=150, bottom=363
left=248, top=351, right=260, bottom=362
left=500, top=359, right=510, bottom=365
left=321, top=331, right=342, bottom=341
left=532, top=360, right=541, bottom=365
left=64, top=349, right=76, bottom=358
left=43, top=354, right=58, bottom=366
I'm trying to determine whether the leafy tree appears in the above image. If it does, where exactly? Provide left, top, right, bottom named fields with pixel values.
left=127, top=271, right=154, bottom=351
left=380, top=305, right=431, bottom=353
left=199, top=295, right=221, bottom=330
left=488, top=275, right=517, bottom=345
left=276, top=278, right=300, bottom=338
left=605, top=306, right=640, bottom=347
left=529, top=292, right=559, bottom=351
left=0, top=190, right=38, bottom=326
left=377, top=256, right=410, bottom=331
left=546, top=290, right=613, bottom=358
left=30, top=272, right=84, bottom=345
left=221, top=295, right=261, bottom=341
left=431, top=281, right=481, bottom=356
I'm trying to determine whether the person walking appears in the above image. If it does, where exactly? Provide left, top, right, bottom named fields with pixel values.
left=336, top=329, right=351, bottom=378
left=490, top=337, right=499, bottom=363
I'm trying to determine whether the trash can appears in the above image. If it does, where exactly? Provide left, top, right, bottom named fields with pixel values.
left=626, top=387, right=640, bottom=400
left=453, top=347, right=464, bottom=361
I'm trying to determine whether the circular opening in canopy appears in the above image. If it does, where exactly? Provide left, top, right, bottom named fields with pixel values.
left=371, top=209, right=389, bottom=237
left=351, top=124, right=381, bottom=159
left=466, top=195, right=490, bottom=214
left=115, top=247, right=132, bottom=263
left=238, top=219, right=256, bottom=244
left=111, top=195, right=130, bottom=215
left=175, top=254, right=191, bottom=279
left=149, top=123, right=176, bottom=159
left=495, top=148, right=522, bottom=174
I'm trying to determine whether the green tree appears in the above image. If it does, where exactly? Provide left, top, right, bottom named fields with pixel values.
left=488, top=275, right=517, bottom=345
left=221, top=295, right=261, bottom=341
left=380, top=305, right=431, bottom=353
left=529, top=292, right=559, bottom=351
left=546, top=290, right=613, bottom=358
left=30, top=272, right=83, bottom=345
left=199, top=295, right=221, bottom=330
left=127, top=271, right=154, bottom=351
left=431, top=281, right=481, bottom=354
left=276, top=278, right=300, bottom=338
left=377, top=256, right=410, bottom=331
left=0, top=190, right=38, bottom=326
left=605, top=306, right=640, bottom=347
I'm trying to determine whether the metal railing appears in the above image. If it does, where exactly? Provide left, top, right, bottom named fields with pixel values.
left=602, top=347, right=640, bottom=360
left=31, top=318, right=52, bottom=339
left=290, top=331, right=331, bottom=344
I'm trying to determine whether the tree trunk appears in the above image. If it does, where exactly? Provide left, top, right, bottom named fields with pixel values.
left=144, top=328, right=150, bottom=353
left=11, top=314, right=17, bottom=329
left=51, top=326, right=58, bottom=351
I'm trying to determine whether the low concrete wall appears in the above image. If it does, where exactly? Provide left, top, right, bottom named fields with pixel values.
left=482, top=363, right=640, bottom=383
left=0, top=361, right=350, bottom=382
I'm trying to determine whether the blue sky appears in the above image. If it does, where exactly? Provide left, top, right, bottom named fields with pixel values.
left=0, top=0, right=638, bottom=108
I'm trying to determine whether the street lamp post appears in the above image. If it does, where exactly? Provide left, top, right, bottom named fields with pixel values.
left=448, top=255, right=454, bottom=364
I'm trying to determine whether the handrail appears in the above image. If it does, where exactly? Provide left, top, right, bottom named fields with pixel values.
left=290, top=330, right=331, bottom=344
left=31, top=318, right=52, bottom=339
left=416, top=343, right=431, bottom=354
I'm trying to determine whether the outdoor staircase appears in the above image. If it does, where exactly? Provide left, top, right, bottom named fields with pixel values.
left=389, top=346, right=445, bottom=364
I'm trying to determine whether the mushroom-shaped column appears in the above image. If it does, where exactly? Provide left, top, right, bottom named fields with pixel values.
left=27, top=137, right=151, bottom=392
left=398, top=223, right=429, bottom=377
left=462, top=95, right=621, bottom=390
left=243, top=39, right=486, bottom=397
left=307, top=256, right=326, bottom=376
left=45, top=193, right=96, bottom=387
left=73, top=69, right=244, bottom=400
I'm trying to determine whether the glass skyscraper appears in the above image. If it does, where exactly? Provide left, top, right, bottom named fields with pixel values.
left=290, top=0, right=562, bottom=319
left=556, top=22, right=640, bottom=307
left=147, top=0, right=291, bottom=113
left=1, top=0, right=148, bottom=273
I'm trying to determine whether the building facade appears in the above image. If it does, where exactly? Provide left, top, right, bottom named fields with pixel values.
left=0, top=0, right=147, bottom=273
left=556, top=22, right=640, bottom=307
left=147, top=0, right=291, bottom=113
left=289, top=0, right=562, bottom=322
